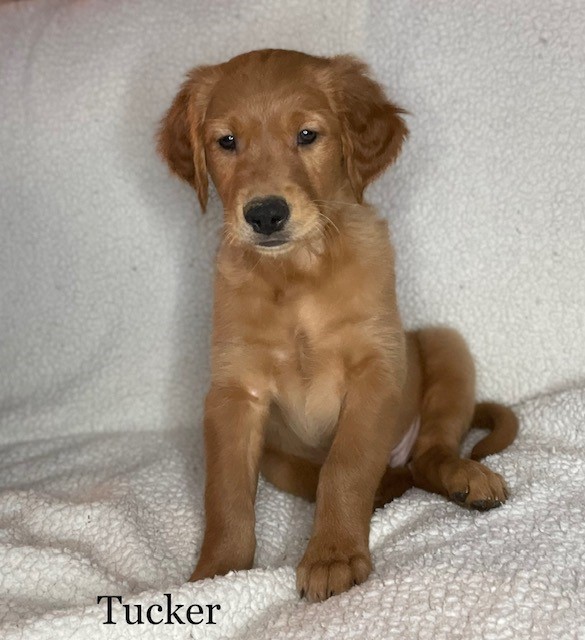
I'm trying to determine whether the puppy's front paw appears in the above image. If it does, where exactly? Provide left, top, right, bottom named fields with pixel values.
left=189, top=562, right=218, bottom=582
left=189, top=553, right=255, bottom=582
left=189, top=536, right=256, bottom=582
left=296, top=537, right=371, bottom=602
left=189, top=556, right=228, bottom=582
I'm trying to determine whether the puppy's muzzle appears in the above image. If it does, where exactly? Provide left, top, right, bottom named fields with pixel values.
left=244, top=196, right=290, bottom=246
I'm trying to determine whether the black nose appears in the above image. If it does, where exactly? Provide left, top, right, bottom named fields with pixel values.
left=243, top=196, right=290, bottom=236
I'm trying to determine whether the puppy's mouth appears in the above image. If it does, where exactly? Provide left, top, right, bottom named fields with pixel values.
left=257, top=239, right=288, bottom=248
left=253, top=233, right=292, bottom=252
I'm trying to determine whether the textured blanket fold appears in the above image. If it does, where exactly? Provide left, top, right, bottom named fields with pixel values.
left=1, top=388, right=584, bottom=638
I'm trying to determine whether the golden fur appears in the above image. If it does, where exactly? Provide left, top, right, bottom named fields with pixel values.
left=158, top=49, right=518, bottom=602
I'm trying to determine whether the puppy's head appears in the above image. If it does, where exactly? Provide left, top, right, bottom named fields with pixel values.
left=158, top=49, right=407, bottom=255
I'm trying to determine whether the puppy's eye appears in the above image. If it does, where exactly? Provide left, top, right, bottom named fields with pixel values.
left=218, top=134, right=236, bottom=151
left=297, top=129, right=318, bottom=145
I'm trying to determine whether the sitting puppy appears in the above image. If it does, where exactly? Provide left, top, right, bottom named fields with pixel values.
left=157, top=49, right=518, bottom=603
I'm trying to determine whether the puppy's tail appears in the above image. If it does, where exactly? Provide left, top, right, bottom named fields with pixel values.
left=469, top=402, right=519, bottom=460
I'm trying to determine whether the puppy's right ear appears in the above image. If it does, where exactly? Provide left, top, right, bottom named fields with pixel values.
left=328, top=56, right=408, bottom=203
left=157, top=66, right=220, bottom=213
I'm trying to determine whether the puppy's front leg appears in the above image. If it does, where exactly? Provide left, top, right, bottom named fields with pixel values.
left=297, top=358, right=403, bottom=602
left=190, top=385, right=268, bottom=581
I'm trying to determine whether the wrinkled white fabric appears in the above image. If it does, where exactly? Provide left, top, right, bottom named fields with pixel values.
left=1, top=389, right=584, bottom=638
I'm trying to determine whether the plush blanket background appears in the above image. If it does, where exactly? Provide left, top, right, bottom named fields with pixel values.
left=0, top=0, right=584, bottom=638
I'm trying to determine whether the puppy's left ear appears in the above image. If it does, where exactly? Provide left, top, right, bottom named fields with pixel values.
left=157, top=65, right=220, bottom=213
left=330, top=56, right=408, bottom=203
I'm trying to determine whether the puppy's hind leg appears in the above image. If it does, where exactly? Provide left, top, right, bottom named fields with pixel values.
left=260, top=447, right=321, bottom=502
left=262, top=447, right=414, bottom=510
left=409, top=328, right=515, bottom=511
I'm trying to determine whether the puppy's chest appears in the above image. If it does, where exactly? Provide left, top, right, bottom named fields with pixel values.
left=270, top=298, right=346, bottom=449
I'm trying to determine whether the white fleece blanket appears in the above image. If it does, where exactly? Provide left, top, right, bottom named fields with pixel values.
left=1, top=0, right=584, bottom=637
left=1, top=388, right=584, bottom=639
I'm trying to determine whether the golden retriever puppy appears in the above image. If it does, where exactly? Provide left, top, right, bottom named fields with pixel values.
left=157, top=49, right=518, bottom=603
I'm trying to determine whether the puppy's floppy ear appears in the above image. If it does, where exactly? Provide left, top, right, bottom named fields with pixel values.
left=330, top=56, right=408, bottom=202
left=157, top=66, right=220, bottom=212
